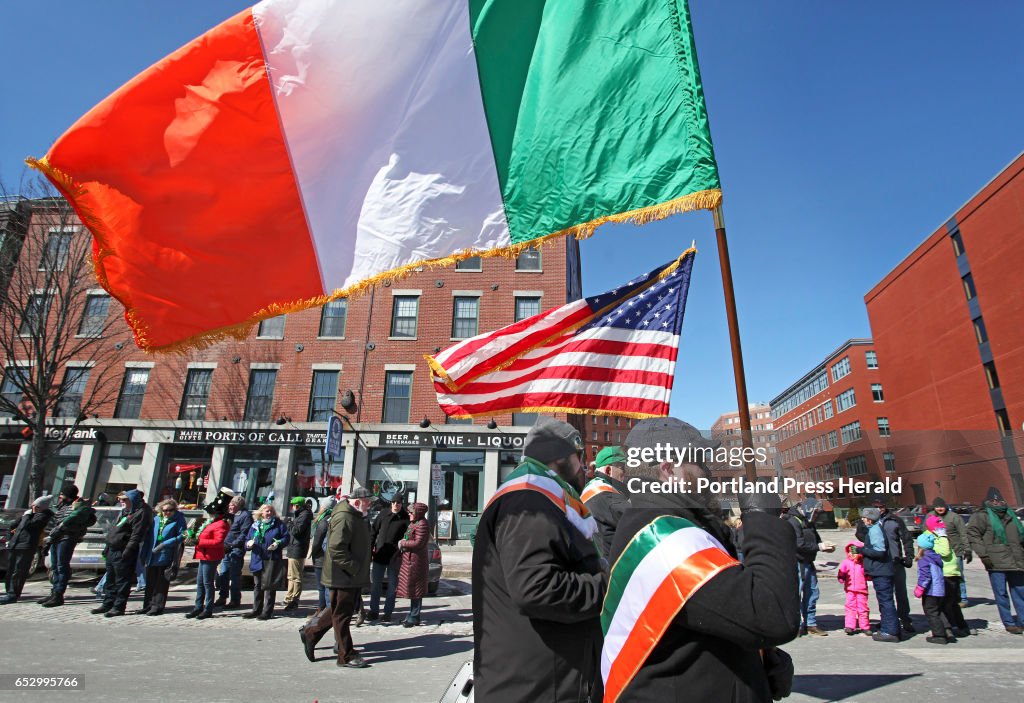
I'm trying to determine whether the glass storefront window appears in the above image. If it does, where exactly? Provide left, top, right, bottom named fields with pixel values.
left=96, top=443, right=145, bottom=498
left=293, top=447, right=345, bottom=499
left=499, top=450, right=521, bottom=484
left=0, top=443, right=20, bottom=504
left=368, top=449, right=419, bottom=505
left=224, top=446, right=278, bottom=509
left=159, top=445, right=214, bottom=509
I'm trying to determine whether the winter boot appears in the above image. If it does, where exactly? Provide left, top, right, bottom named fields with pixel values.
left=42, top=594, right=65, bottom=608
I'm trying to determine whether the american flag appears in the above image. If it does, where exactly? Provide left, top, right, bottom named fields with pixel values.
left=428, top=249, right=695, bottom=418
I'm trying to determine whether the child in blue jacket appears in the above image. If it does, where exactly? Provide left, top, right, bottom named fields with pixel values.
left=914, top=532, right=949, bottom=644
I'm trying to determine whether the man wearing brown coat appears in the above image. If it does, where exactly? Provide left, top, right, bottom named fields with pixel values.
left=299, top=487, right=373, bottom=667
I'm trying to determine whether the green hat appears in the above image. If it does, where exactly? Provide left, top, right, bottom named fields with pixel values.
left=595, top=446, right=626, bottom=469
left=289, top=497, right=306, bottom=506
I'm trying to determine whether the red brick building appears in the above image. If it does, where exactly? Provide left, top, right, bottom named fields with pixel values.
left=710, top=403, right=777, bottom=478
left=865, top=153, right=1024, bottom=505
left=770, top=339, right=894, bottom=503
left=1, top=199, right=583, bottom=540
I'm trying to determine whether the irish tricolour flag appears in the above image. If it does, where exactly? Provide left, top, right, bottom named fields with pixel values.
left=32, top=0, right=720, bottom=352
left=601, top=516, right=739, bottom=702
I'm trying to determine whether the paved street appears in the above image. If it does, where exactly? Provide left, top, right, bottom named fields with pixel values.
left=1, top=531, right=1022, bottom=702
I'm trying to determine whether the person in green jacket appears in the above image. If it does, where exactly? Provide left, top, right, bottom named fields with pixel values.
left=967, top=486, right=1024, bottom=634
left=299, top=487, right=372, bottom=668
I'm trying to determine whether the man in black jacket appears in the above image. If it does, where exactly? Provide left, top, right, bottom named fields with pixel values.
left=473, top=417, right=606, bottom=703
left=605, top=418, right=798, bottom=702
left=367, top=494, right=409, bottom=622
left=216, top=495, right=252, bottom=608
left=283, top=497, right=313, bottom=612
left=1, top=497, right=54, bottom=604
left=92, top=489, right=152, bottom=617
left=856, top=496, right=915, bottom=633
left=581, top=446, right=630, bottom=562
left=40, top=486, right=96, bottom=607
left=786, top=498, right=833, bottom=636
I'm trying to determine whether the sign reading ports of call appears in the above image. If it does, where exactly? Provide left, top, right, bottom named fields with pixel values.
left=377, top=431, right=525, bottom=450
left=174, top=428, right=329, bottom=446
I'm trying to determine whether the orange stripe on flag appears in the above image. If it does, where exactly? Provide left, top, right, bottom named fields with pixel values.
left=39, top=9, right=322, bottom=351
left=604, top=547, right=739, bottom=703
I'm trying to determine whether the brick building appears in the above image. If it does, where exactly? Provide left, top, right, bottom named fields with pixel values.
left=579, top=414, right=641, bottom=463
left=770, top=339, right=894, bottom=503
left=865, top=153, right=1024, bottom=505
left=710, top=403, right=777, bottom=478
left=1, top=199, right=583, bottom=541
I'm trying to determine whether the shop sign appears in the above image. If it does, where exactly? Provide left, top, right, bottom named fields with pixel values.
left=173, top=428, right=329, bottom=446
left=377, top=431, right=525, bottom=450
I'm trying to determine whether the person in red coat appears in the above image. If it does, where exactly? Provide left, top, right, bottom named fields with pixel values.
left=397, top=502, right=430, bottom=627
left=187, top=508, right=231, bottom=620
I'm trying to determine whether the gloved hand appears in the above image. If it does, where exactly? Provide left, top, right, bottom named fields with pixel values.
left=267, top=540, right=279, bottom=551
left=902, top=556, right=914, bottom=568
left=739, top=481, right=783, bottom=516
left=122, top=549, right=137, bottom=564
left=762, top=647, right=794, bottom=700
left=848, top=545, right=859, bottom=556
left=914, top=585, right=924, bottom=599
left=963, top=551, right=973, bottom=564
left=981, top=556, right=993, bottom=571
left=246, top=539, right=255, bottom=550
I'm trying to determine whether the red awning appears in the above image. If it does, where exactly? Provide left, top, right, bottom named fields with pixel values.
left=172, top=463, right=206, bottom=474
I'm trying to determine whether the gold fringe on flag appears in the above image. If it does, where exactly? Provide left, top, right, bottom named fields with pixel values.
left=27, top=154, right=717, bottom=354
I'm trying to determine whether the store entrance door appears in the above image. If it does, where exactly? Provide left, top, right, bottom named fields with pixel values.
left=437, top=450, right=485, bottom=541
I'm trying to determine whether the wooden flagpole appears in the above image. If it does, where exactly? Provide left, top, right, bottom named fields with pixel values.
left=713, top=205, right=758, bottom=482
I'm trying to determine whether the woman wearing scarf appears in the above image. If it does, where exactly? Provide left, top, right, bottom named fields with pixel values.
left=186, top=507, right=232, bottom=620
left=396, top=502, right=429, bottom=627
left=243, top=503, right=290, bottom=620
left=139, top=499, right=187, bottom=616
left=967, top=486, right=1024, bottom=634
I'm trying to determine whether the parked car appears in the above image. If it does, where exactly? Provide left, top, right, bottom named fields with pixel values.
left=0, top=509, right=49, bottom=578
left=892, top=506, right=927, bottom=537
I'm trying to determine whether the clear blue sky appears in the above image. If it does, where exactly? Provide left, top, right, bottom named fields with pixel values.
left=2, top=2, right=1022, bottom=428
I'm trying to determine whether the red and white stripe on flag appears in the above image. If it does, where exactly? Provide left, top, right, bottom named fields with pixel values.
left=428, top=250, right=696, bottom=419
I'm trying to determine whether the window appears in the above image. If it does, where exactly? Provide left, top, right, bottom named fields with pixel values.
left=871, top=383, right=884, bottom=402
left=382, top=371, right=412, bottom=423
left=877, top=417, right=891, bottom=437
left=257, top=315, right=286, bottom=338
left=452, top=297, right=479, bottom=338
left=115, top=368, right=150, bottom=419
left=455, top=257, right=482, bottom=271
left=950, top=229, right=965, bottom=257
left=996, top=409, right=1012, bottom=437
left=1, top=368, right=24, bottom=414
left=865, top=350, right=878, bottom=369
left=513, top=412, right=539, bottom=426
left=826, top=462, right=842, bottom=480
left=179, top=369, right=213, bottom=420
left=771, top=370, right=829, bottom=420
left=515, top=296, right=541, bottom=322
left=592, top=431, right=598, bottom=441
left=390, top=296, right=419, bottom=338
left=823, top=400, right=834, bottom=419
left=962, top=273, right=976, bottom=301
left=78, top=294, right=111, bottom=336
left=308, top=370, right=339, bottom=422
left=20, top=293, right=52, bottom=335
left=840, top=421, right=862, bottom=445
left=845, top=455, right=868, bottom=477
left=883, top=452, right=896, bottom=473
left=604, top=432, right=610, bottom=442
left=831, top=357, right=851, bottom=382
left=55, top=367, right=91, bottom=418
left=515, top=247, right=541, bottom=271
left=827, top=430, right=838, bottom=449
left=319, top=300, right=347, bottom=337
left=40, top=231, right=72, bottom=271
left=983, top=361, right=1000, bottom=390
left=243, top=369, right=277, bottom=422
left=836, top=388, right=856, bottom=412
left=973, top=317, right=989, bottom=344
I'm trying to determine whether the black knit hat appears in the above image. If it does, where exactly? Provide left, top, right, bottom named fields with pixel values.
left=60, top=483, right=79, bottom=500
left=985, top=486, right=1006, bottom=504
left=932, top=497, right=948, bottom=509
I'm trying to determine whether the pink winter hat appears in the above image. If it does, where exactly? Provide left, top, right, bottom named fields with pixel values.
left=845, top=539, right=863, bottom=554
left=925, top=515, right=945, bottom=533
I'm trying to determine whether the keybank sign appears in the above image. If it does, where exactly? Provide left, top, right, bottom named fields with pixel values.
left=44, top=426, right=99, bottom=442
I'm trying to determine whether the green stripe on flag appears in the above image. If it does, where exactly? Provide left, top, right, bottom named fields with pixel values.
left=601, top=515, right=696, bottom=633
left=469, top=0, right=721, bottom=244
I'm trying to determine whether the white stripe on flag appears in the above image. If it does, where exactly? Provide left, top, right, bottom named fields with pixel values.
left=452, top=350, right=677, bottom=386
left=601, top=528, right=728, bottom=683
left=438, top=378, right=672, bottom=406
left=254, top=0, right=511, bottom=291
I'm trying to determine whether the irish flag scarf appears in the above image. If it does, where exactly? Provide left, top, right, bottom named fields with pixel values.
left=601, top=515, right=739, bottom=703
left=487, top=457, right=596, bottom=541
left=581, top=474, right=622, bottom=504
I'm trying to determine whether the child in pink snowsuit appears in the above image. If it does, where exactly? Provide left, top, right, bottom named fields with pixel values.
left=837, top=539, right=870, bottom=634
